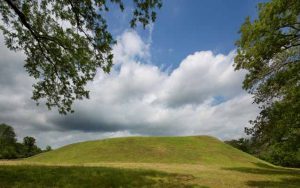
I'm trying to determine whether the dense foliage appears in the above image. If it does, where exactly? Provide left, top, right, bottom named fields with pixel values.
left=0, top=0, right=162, bottom=114
left=0, top=123, right=43, bottom=159
left=0, top=123, right=17, bottom=158
left=234, top=0, right=300, bottom=167
left=224, top=138, right=254, bottom=154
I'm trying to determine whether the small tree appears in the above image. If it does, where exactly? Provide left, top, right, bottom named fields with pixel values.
left=23, top=136, right=42, bottom=157
left=45, top=145, right=52, bottom=152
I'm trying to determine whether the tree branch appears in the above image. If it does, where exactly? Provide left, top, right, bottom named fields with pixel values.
left=4, top=0, right=38, bottom=38
left=4, top=0, right=72, bottom=51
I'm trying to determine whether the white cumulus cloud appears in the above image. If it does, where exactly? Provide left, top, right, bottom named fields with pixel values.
left=0, top=30, right=259, bottom=148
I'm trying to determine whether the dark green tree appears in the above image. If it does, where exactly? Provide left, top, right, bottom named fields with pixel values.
left=234, top=0, right=300, bottom=167
left=0, top=123, right=17, bottom=159
left=45, top=145, right=52, bottom=152
left=0, top=0, right=162, bottom=114
left=23, top=136, right=42, bottom=157
left=23, top=136, right=36, bottom=148
left=225, top=138, right=253, bottom=153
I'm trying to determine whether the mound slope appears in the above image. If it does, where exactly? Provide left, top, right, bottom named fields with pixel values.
left=27, top=136, right=264, bottom=166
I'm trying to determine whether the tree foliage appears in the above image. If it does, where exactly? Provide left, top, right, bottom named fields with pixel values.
left=0, top=123, right=16, bottom=145
left=45, top=145, right=52, bottom=152
left=234, top=0, right=300, bottom=167
left=224, top=138, right=254, bottom=153
left=23, top=136, right=42, bottom=157
left=0, top=0, right=162, bottom=114
left=0, top=123, right=43, bottom=159
left=0, top=123, right=17, bottom=158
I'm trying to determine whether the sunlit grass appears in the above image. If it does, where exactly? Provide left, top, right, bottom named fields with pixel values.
left=1, top=136, right=299, bottom=187
left=26, top=136, right=263, bottom=166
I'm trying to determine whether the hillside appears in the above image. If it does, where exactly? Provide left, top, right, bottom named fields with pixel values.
left=27, top=136, right=264, bottom=166
left=2, top=135, right=300, bottom=187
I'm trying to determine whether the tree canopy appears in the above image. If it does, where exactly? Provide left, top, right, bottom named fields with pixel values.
left=234, top=0, right=299, bottom=167
left=0, top=0, right=162, bottom=114
left=0, top=123, right=45, bottom=159
left=0, top=123, right=16, bottom=145
left=0, top=123, right=17, bottom=158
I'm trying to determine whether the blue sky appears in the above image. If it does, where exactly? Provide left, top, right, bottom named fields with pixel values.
left=0, top=1, right=264, bottom=148
left=106, top=0, right=264, bottom=69
left=151, top=0, right=262, bottom=68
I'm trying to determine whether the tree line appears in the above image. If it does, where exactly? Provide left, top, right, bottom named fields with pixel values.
left=0, top=123, right=51, bottom=159
left=225, top=137, right=299, bottom=168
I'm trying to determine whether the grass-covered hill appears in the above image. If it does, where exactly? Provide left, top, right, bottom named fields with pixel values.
left=27, top=136, right=261, bottom=166
left=1, top=136, right=300, bottom=187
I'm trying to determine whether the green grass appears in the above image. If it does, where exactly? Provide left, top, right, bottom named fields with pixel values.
left=27, top=136, right=262, bottom=166
left=1, top=136, right=300, bottom=187
left=0, top=165, right=199, bottom=188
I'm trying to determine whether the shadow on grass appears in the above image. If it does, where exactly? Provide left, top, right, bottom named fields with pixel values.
left=0, top=165, right=208, bottom=188
left=246, top=178, right=300, bottom=188
left=223, top=162, right=300, bottom=188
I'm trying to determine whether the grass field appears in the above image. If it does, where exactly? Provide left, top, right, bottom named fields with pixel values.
left=1, top=136, right=299, bottom=187
left=0, top=165, right=199, bottom=188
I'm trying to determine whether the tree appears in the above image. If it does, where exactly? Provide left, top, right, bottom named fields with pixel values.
left=0, top=123, right=16, bottom=144
left=45, top=145, right=52, bottom=152
left=0, top=0, right=162, bottom=114
left=23, top=136, right=42, bottom=157
left=0, top=123, right=17, bottom=158
left=225, top=138, right=253, bottom=153
left=23, top=136, right=36, bottom=148
left=234, top=0, right=300, bottom=167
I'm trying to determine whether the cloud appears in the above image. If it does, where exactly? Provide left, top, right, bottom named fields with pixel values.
left=112, top=30, right=150, bottom=64
left=158, top=50, right=246, bottom=107
left=0, top=30, right=259, bottom=148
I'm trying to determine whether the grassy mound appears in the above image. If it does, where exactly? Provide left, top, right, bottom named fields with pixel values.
left=27, top=136, right=262, bottom=166
left=2, top=136, right=300, bottom=187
